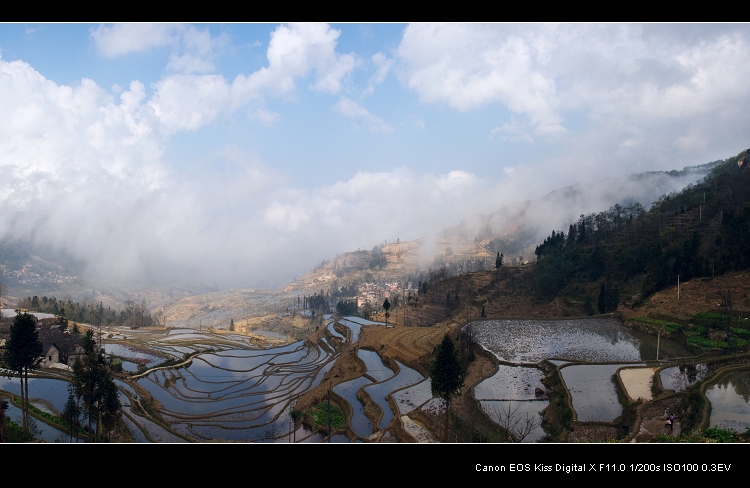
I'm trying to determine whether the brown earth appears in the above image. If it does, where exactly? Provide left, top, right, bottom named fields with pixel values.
left=618, top=270, right=750, bottom=326
left=295, top=267, right=750, bottom=442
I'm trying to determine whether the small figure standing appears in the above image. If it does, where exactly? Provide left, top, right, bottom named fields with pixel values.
left=665, top=415, right=673, bottom=433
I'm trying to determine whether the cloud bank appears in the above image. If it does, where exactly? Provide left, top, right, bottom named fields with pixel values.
left=1, top=23, right=749, bottom=291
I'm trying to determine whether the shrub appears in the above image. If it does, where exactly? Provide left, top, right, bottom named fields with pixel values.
left=703, top=426, right=740, bottom=443
left=308, top=403, right=345, bottom=430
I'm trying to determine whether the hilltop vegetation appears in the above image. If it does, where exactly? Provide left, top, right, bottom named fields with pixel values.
left=530, top=149, right=750, bottom=306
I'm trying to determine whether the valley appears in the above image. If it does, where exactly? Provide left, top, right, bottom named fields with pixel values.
left=2, top=151, right=749, bottom=443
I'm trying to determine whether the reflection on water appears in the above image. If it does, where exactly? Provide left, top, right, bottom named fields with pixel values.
left=393, top=378, right=432, bottom=415
left=4, top=401, right=74, bottom=442
left=334, top=376, right=374, bottom=437
left=706, top=369, right=750, bottom=433
left=0, top=376, right=72, bottom=414
left=474, top=365, right=547, bottom=442
left=104, top=343, right=163, bottom=367
left=135, top=338, right=335, bottom=442
left=474, top=365, right=545, bottom=401
left=660, top=363, right=710, bottom=391
left=358, top=349, right=393, bottom=382
left=560, top=363, right=643, bottom=422
left=480, top=400, right=548, bottom=443
left=471, top=317, right=691, bottom=363
left=363, top=360, right=424, bottom=429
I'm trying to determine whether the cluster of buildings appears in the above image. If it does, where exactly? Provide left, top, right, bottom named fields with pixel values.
left=3, top=265, right=78, bottom=287
left=353, top=280, right=414, bottom=309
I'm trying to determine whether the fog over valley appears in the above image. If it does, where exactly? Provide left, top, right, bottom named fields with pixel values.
left=2, top=23, right=749, bottom=297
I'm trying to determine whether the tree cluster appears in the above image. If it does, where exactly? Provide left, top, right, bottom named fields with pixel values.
left=335, top=299, right=358, bottom=315
left=528, top=151, right=750, bottom=304
left=17, top=296, right=156, bottom=329
left=70, top=330, right=122, bottom=441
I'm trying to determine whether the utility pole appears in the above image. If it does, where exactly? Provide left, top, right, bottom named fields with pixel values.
left=656, top=329, right=660, bottom=361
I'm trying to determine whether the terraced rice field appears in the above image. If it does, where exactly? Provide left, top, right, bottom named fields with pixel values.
left=469, top=316, right=691, bottom=435
left=107, top=316, right=425, bottom=442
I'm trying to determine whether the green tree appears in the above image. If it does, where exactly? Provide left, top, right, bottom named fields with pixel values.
left=61, top=390, right=81, bottom=443
left=57, top=306, right=68, bottom=329
left=383, top=297, right=391, bottom=327
left=3, top=312, right=43, bottom=437
left=431, top=334, right=464, bottom=441
left=71, top=330, right=121, bottom=441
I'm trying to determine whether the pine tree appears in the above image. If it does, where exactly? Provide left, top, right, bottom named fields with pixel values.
left=3, top=312, right=43, bottom=437
left=431, top=334, right=464, bottom=441
left=71, top=330, right=121, bottom=441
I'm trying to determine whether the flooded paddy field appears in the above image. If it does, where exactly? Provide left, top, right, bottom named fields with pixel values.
left=561, top=363, right=644, bottom=422
left=479, top=400, right=548, bottom=442
left=474, top=364, right=548, bottom=442
left=104, top=343, right=164, bottom=369
left=660, top=363, right=712, bottom=391
left=363, top=360, right=424, bottom=430
left=706, top=368, right=750, bottom=433
left=3, top=308, right=746, bottom=443
left=111, top=317, right=388, bottom=442
left=471, top=316, right=691, bottom=363
left=468, top=317, right=692, bottom=438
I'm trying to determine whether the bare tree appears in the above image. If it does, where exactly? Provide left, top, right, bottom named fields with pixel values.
left=462, top=323, right=475, bottom=362
left=716, top=287, right=733, bottom=344
left=486, top=402, right=542, bottom=443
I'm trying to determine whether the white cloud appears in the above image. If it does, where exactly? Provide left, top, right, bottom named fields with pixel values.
left=136, top=23, right=361, bottom=134
left=235, top=23, right=357, bottom=98
left=90, top=23, right=182, bottom=57
left=166, top=26, right=229, bottom=74
left=148, top=74, right=231, bottom=132
left=397, top=22, right=750, bottom=156
left=334, top=97, right=393, bottom=133
left=92, top=24, right=228, bottom=75
left=490, top=117, right=533, bottom=142
left=5, top=23, right=750, bottom=291
left=363, top=52, right=393, bottom=96
left=396, top=23, right=564, bottom=137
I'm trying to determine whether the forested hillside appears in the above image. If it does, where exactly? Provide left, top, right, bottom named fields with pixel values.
left=530, top=149, right=750, bottom=306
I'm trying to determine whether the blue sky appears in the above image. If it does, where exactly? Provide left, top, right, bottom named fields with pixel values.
left=1, top=23, right=749, bottom=289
